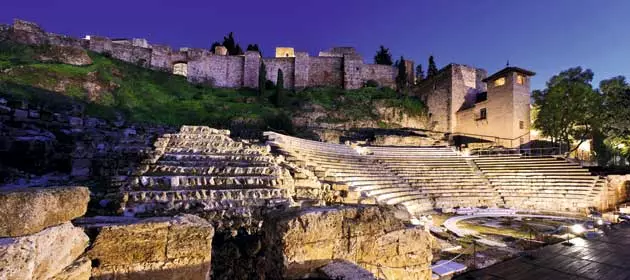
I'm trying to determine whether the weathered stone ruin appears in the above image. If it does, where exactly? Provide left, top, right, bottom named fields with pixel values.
left=263, top=206, right=434, bottom=279
left=121, top=126, right=294, bottom=231
left=0, top=187, right=91, bottom=280
left=265, top=131, right=616, bottom=214
left=83, top=214, right=214, bottom=280
left=0, top=186, right=216, bottom=280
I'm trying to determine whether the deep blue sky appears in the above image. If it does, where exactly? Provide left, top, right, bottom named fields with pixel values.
left=2, top=0, right=629, bottom=90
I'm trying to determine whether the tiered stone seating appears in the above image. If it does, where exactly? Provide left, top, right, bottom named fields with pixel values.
left=265, top=132, right=433, bottom=216
left=122, top=126, right=293, bottom=216
left=367, top=147, right=500, bottom=209
left=472, top=156, right=601, bottom=212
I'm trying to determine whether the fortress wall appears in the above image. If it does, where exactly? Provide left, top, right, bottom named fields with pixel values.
left=131, top=46, right=152, bottom=67
left=191, top=55, right=245, bottom=87
left=416, top=65, right=453, bottom=132
left=263, top=58, right=296, bottom=89
left=451, top=65, right=487, bottom=132
left=343, top=55, right=364, bottom=89
left=186, top=48, right=210, bottom=60
left=244, top=51, right=261, bottom=88
left=87, top=36, right=113, bottom=54
left=294, top=52, right=310, bottom=89
left=361, top=64, right=396, bottom=88
left=150, top=44, right=173, bottom=71
left=111, top=43, right=134, bottom=62
left=7, top=19, right=398, bottom=90
left=308, top=57, right=343, bottom=87
left=170, top=51, right=188, bottom=63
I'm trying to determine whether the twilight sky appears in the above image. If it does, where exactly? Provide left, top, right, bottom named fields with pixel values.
left=2, top=0, right=629, bottom=90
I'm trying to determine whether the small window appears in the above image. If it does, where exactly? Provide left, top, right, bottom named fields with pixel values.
left=285, top=54, right=289, bottom=57
left=479, top=108, right=487, bottom=120
left=519, top=120, right=524, bottom=129
left=494, top=77, right=506, bottom=87
left=516, top=74, right=525, bottom=85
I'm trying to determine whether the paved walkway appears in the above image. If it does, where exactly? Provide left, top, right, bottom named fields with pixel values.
left=456, top=224, right=630, bottom=280
left=443, top=214, right=573, bottom=247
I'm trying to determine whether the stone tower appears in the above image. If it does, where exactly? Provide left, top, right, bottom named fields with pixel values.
left=479, top=67, right=536, bottom=143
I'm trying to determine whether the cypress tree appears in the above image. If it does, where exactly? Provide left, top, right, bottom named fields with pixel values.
left=427, top=55, right=438, bottom=78
left=258, top=61, right=267, bottom=96
left=415, top=64, right=425, bottom=84
left=374, top=45, right=393, bottom=65
left=395, top=56, right=408, bottom=91
left=275, top=69, right=284, bottom=106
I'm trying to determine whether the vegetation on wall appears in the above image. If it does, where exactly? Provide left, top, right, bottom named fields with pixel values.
left=0, top=41, right=428, bottom=135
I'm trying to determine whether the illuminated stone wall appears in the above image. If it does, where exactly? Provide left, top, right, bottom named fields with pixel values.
left=7, top=19, right=404, bottom=90
left=263, top=57, right=296, bottom=89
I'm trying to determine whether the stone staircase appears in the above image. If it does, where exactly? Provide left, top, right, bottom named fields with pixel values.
left=122, top=126, right=293, bottom=217
left=367, top=146, right=501, bottom=209
left=265, top=132, right=434, bottom=216
left=471, top=156, right=601, bottom=212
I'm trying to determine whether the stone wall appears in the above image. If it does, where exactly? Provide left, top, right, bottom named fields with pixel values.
left=0, top=94, right=175, bottom=212
left=0, top=186, right=91, bottom=280
left=5, top=19, right=403, bottom=90
left=416, top=65, right=455, bottom=132
left=264, top=57, right=296, bottom=89
left=263, top=206, right=434, bottom=280
left=308, top=57, right=344, bottom=87
left=361, top=64, right=396, bottom=88
left=84, top=214, right=214, bottom=280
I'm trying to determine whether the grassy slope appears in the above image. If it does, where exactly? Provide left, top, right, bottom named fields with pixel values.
left=0, top=41, right=426, bottom=132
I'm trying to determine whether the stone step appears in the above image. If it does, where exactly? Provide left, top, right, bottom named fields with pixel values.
left=128, top=175, right=285, bottom=189
left=125, top=188, right=288, bottom=203
left=156, top=160, right=273, bottom=167
left=145, top=165, right=280, bottom=176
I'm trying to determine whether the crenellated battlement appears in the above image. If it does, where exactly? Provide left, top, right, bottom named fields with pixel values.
left=5, top=19, right=408, bottom=90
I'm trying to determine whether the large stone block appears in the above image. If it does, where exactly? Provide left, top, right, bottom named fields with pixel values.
left=51, top=257, right=91, bottom=280
left=263, top=206, right=434, bottom=279
left=87, top=214, right=214, bottom=280
left=0, top=186, right=89, bottom=237
left=0, top=222, right=89, bottom=280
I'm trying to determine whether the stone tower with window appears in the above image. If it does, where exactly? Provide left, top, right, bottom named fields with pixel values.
left=479, top=67, right=536, bottom=143
left=417, top=65, right=535, bottom=148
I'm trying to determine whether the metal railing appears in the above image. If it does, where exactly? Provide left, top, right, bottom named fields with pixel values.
left=470, top=146, right=567, bottom=157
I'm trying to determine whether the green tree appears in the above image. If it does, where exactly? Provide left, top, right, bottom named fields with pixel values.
left=395, top=56, right=408, bottom=91
left=274, top=69, right=285, bottom=106
left=532, top=67, right=602, bottom=153
left=415, top=64, right=425, bottom=84
left=221, top=32, right=244, bottom=55
left=247, top=44, right=260, bottom=53
left=599, top=76, right=630, bottom=162
left=258, top=61, right=267, bottom=96
left=374, top=45, right=393, bottom=65
left=427, top=55, right=438, bottom=78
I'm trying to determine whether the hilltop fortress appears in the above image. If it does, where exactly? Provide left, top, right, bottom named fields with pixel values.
left=3, top=19, right=413, bottom=90
left=2, top=19, right=536, bottom=148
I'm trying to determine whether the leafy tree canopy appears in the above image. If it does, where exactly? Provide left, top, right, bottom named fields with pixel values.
left=532, top=67, right=602, bottom=153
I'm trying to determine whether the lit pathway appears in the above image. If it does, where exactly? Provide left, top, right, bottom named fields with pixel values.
left=443, top=214, right=575, bottom=247
left=457, top=224, right=630, bottom=279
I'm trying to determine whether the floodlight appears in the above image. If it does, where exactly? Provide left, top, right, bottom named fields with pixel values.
left=571, top=224, right=585, bottom=234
